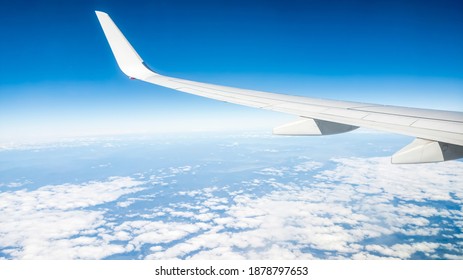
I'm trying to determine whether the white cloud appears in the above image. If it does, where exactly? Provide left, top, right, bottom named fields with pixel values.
left=365, top=243, right=440, bottom=259
left=316, top=157, right=463, bottom=203
left=168, top=166, right=194, bottom=174
left=294, top=161, right=323, bottom=172
left=0, top=177, right=144, bottom=211
left=139, top=157, right=463, bottom=260
left=114, top=221, right=203, bottom=250
left=2, top=154, right=462, bottom=260
left=0, top=180, right=32, bottom=189
left=255, top=167, right=288, bottom=177
left=443, top=254, right=463, bottom=260
left=117, top=200, right=135, bottom=208
left=0, top=177, right=145, bottom=259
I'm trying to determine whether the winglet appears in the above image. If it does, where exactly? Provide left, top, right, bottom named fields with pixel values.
left=95, top=11, right=157, bottom=79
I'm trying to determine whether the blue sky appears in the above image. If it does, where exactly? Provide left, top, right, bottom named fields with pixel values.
left=1, top=0, right=462, bottom=141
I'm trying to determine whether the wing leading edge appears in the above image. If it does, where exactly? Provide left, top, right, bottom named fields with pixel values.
left=95, top=11, right=463, bottom=164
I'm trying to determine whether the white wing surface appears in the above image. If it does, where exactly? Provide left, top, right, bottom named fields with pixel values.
left=95, top=11, right=463, bottom=164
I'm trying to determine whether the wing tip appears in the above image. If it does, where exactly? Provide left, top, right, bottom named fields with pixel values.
left=95, top=10, right=158, bottom=80
left=95, top=11, right=109, bottom=22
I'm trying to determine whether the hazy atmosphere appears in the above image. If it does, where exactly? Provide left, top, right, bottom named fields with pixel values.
left=0, top=0, right=462, bottom=260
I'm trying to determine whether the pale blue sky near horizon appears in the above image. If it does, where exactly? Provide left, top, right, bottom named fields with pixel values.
left=1, top=0, right=462, bottom=141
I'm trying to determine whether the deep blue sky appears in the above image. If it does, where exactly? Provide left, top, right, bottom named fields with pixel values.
left=1, top=0, right=462, bottom=141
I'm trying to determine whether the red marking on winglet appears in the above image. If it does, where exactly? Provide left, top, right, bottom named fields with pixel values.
left=129, top=77, right=136, bottom=80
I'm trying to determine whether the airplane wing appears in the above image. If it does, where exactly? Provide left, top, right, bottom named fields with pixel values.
left=95, top=11, right=463, bottom=164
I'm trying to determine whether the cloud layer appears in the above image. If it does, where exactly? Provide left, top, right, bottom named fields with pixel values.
left=0, top=177, right=145, bottom=259
left=1, top=151, right=462, bottom=259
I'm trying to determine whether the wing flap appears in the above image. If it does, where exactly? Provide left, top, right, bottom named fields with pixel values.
left=321, top=108, right=370, bottom=119
left=362, top=113, right=418, bottom=126
left=354, top=106, right=463, bottom=122
left=411, top=119, right=463, bottom=134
